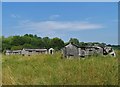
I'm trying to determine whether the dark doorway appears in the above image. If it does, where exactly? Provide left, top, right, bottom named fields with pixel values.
left=50, top=50, right=52, bottom=54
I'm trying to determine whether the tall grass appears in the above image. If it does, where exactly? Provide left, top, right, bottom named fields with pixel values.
left=2, top=51, right=119, bottom=85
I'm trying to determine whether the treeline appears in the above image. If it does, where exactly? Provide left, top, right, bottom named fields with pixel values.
left=2, top=34, right=64, bottom=52
left=1, top=34, right=119, bottom=52
left=110, top=45, right=120, bottom=50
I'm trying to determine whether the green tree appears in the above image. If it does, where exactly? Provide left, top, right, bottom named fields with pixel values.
left=11, top=46, right=23, bottom=50
left=30, top=38, right=44, bottom=48
left=22, top=36, right=31, bottom=44
left=23, top=44, right=33, bottom=49
left=28, top=34, right=34, bottom=38
left=50, top=37, right=64, bottom=50
left=79, top=42, right=85, bottom=47
left=11, top=36, right=25, bottom=46
left=2, top=36, right=13, bottom=51
left=42, top=37, right=51, bottom=49
left=100, top=43, right=106, bottom=47
left=87, top=42, right=93, bottom=46
left=69, top=38, right=79, bottom=46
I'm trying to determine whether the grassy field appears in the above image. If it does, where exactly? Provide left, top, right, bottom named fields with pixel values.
left=2, top=51, right=120, bottom=85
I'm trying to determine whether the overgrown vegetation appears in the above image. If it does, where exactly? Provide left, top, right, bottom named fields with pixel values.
left=2, top=50, right=119, bottom=85
left=2, top=34, right=65, bottom=51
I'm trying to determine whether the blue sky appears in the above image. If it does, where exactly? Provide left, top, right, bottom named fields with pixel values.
left=2, top=2, right=118, bottom=45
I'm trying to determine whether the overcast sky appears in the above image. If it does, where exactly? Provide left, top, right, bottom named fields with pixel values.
left=2, top=2, right=118, bottom=45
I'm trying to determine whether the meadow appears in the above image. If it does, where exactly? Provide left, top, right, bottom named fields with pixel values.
left=2, top=51, right=119, bottom=85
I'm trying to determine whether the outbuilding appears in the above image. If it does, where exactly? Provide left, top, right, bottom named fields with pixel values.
left=62, top=43, right=79, bottom=58
left=48, top=48, right=54, bottom=54
left=62, top=43, right=116, bottom=58
left=21, top=48, right=47, bottom=56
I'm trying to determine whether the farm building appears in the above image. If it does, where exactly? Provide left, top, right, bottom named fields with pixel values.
left=79, top=46, right=103, bottom=56
left=62, top=43, right=116, bottom=58
left=5, top=48, right=54, bottom=56
left=62, top=43, right=79, bottom=58
left=6, top=50, right=12, bottom=55
left=49, top=48, right=54, bottom=54
left=62, top=43, right=98, bottom=58
left=6, top=50, right=22, bottom=55
left=21, top=48, right=48, bottom=56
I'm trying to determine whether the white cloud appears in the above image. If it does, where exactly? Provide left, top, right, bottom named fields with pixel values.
left=14, top=20, right=104, bottom=35
left=49, top=14, right=60, bottom=20
left=37, top=31, right=65, bottom=38
left=11, top=14, right=20, bottom=18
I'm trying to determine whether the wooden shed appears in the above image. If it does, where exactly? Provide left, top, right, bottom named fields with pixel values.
left=62, top=43, right=79, bottom=58
left=6, top=50, right=22, bottom=55
left=62, top=43, right=107, bottom=58
left=21, top=48, right=47, bottom=56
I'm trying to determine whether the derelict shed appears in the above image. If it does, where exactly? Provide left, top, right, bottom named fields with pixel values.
left=93, top=46, right=103, bottom=55
left=78, top=47, right=86, bottom=57
left=6, top=50, right=22, bottom=55
left=21, top=48, right=47, bottom=56
left=63, top=43, right=79, bottom=58
left=12, top=50, right=22, bottom=55
left=85, top=47, right=95, bottom=56
left=6, top=50, right=12, bottom=55
left=78, top=47, right=95, bottom=57
left=49, top=48, right=54, bottom=54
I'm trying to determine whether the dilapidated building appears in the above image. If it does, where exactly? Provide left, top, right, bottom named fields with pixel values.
left=21, top=48, right=48, bottom=56
left=5, top=48, right=54, bottom=56
left=62, top=43, right=116, bottom=58
left=6, top=50, right=22, bottom=55
left=62, top=43, right=79, bottom=58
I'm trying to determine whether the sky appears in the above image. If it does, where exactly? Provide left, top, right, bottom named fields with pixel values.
left=2, top=2, right=118, bottom=45
left=2, top=0, right=120, bottom=2
left=0, top=1, right=1, bottom=35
